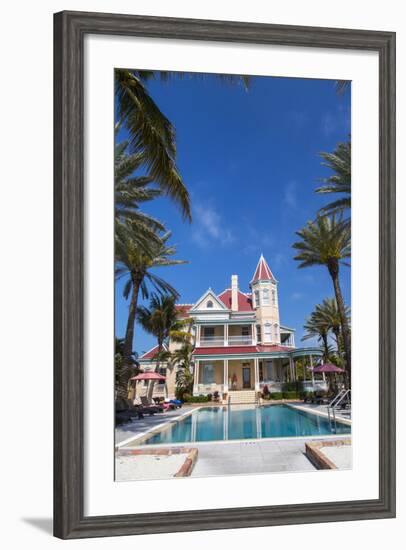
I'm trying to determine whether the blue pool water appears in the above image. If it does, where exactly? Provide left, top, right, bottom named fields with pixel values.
left=143, top=405, right=351, bottom=445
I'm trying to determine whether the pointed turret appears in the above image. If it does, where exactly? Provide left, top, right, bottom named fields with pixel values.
left=250, top=254, right=276, bottom=284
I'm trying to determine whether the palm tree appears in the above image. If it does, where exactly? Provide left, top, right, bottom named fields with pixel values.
left=314, top=298, right=351, bottom=361
left=302, top=312, right=331, bottom=360
left=173, top=342, right=194, bottom=399
left=115, top=69, right=191, bottom=221
left=137, top=294, right=180, bottom=399
left=316, top=140, right=351, bottom=219
left=115, top=224, right=186, bottom=365
left=114, top=337, right=139, bottom=399
left=293, top=215, right=352, bottom=380
left=115, top=139, right=166, bottom=252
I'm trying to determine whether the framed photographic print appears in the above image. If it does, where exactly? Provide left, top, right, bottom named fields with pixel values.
left=54, top=10, right=396, bottom=539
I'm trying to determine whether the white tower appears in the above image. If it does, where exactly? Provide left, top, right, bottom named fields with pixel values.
left=250, top=254, right=280, bottom=344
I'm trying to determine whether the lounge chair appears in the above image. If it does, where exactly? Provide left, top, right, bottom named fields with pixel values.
left=115, top=398, right=156, bottom=425
left=140, top=396, right=164, bottom=412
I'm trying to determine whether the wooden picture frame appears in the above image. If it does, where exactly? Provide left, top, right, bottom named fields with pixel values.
left=54, top=10, right=396, bottom=539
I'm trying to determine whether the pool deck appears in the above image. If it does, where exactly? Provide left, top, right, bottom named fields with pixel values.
left=115, top=403, right=352, bottom=479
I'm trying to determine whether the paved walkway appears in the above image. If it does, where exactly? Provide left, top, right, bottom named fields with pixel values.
left=115, top=407, right=194, bottom=445
left=191, top=438, right=318, bottom=477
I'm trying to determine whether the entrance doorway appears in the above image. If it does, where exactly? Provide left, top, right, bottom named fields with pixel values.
left=242, top=367, right=251, bottom=389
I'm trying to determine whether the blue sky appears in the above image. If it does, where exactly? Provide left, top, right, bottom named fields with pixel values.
left=115, top=73, right=351, bottom=356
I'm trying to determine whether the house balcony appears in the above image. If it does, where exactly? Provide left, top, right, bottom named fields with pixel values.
left=199, top=335, right=254, bottom=347
left=198, top=324, right=255, bottom=347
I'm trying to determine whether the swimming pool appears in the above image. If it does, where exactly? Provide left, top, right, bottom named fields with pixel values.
left=141, top=405, right=351, bottom=445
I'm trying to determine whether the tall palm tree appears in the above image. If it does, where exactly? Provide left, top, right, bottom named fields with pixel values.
left=115, top=224, right=186, bottom=365
left=115, top=69, right=191, bottom=221
left=316, top=140, right=351, bottom=219
left=293, top=215, right=352, bottom=380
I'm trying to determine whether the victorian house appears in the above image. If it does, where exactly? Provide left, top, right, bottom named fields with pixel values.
left=138, top=255, right=323, bottom=403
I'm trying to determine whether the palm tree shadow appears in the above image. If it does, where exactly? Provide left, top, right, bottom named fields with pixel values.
left=22, top=517, right=53, bottom=535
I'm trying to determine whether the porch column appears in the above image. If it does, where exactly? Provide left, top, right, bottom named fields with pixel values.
left=193, top=360, right=200, bottom=395
left=224, top=324, right=228, bottom=346
left=289, top=355, right=294, bottom=381
left=310, top=354, right=315, bottom=385
left=196, top=325, right=201, bottom=346
left=254, top=358, right=260, bottom=391
left=252, top=323, right=256, bottom=345
left=223, top=359, right=229, bottom=393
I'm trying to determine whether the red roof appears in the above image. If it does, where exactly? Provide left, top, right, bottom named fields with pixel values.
left=139, top=344, right=168, bottom=360
left=251, top=255, right=276, bottom=283
left=175, top=304, right=193, bottom=317
left=217, top=289, right=253, bottom=312
left=193, top=344, right=292, bottom=356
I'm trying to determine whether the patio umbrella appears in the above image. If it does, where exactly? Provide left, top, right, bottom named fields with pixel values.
left=130, top=372, right=166, bottom=381
left=312, top=363, right=345, bottom=374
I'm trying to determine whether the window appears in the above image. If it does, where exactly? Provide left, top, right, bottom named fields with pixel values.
left=274, top=323, right=279, bottom=342
left=256, top=325, right=262, bottom=343
left=204, top=326, right=215, bottom=339
left=264, top=322, right=272, bottom=342
left=241, top=325, right=250, bottom=336
left=202, top=363, right=215, bottom=384
left=262, top=288, right=270, bottom=305
left=254, top=290, right=260, bottom=307
left=272, top=289, right=276, bottom=305
left=264, top=360, right=274, bottom=380
left=206, top=300, right=213, bottom=308
left=158, top=367, right=166, bottom=384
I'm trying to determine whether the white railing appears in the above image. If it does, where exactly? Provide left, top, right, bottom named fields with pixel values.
left=302, top=380, right=329, bottom=392
left=199, top=337, right=225, bottom=347
left=227, top=336, right=253, bottom=345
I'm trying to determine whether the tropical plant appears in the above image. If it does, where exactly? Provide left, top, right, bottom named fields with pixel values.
left=316, top=140, right=351, bottom=219
left=174, top=343, right=195, bottom=400
left=293, top=215, right=352, bottom=380
left=115, top=224, right=186, bottom=364
left=314, top=297, right=351, bottom=359
left=137, top=294, right=181, bottom=399
left=115, top=139, right=166, bottom=252
left=114, top=337, right=139, bottom=399
left=115, top=69, right=191, bottom=221
left=302, top=312, right=332, bottom=361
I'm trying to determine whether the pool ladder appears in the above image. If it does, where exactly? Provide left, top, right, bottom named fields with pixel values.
left=327, top=389, right=351, bottom=424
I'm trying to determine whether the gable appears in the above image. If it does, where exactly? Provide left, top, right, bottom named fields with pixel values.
left=190, top=289, right=228, bottom=312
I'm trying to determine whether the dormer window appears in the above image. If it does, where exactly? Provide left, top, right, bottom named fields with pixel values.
left=262, top=288, right=270, bottom=305
left=207, top=300, right=213, bottom=308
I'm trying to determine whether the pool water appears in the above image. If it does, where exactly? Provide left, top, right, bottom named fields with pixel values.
left=143, top=405, right=351, bottom=445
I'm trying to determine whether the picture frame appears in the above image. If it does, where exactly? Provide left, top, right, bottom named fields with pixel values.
left=54, top=10, right=396, bottom=539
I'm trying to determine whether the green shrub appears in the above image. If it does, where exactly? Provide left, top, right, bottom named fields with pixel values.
left=270, top=392, right=283, bottom=400
left=184, top=395, right=210, bottom=403
left=262, top=394, right=271, bottom=400
left=282, top=391, right=299, bottom=400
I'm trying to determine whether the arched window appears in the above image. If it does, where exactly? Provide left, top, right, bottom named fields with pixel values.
left=262, top=288, right=270, bottom=305
left=207, top=300, right=213, bottom=308
left=264, top=322, right=272, bottom=342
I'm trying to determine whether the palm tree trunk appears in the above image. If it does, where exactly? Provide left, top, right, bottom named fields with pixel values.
left=328, top=261, right=351, bottom=384
left=147, top=339, right=163, bottom=401
left=321, top=333, right=329, bottom=361
left=123, top=274, right=141, bottom=365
